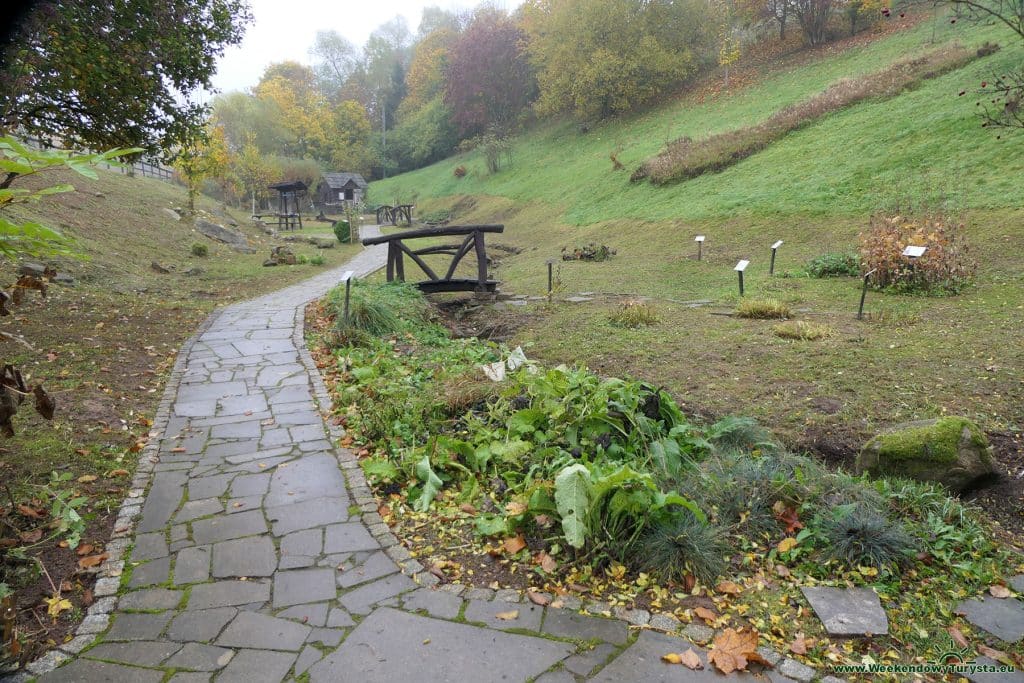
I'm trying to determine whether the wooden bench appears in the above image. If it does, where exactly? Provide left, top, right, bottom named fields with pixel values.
left=361, top=224, right=504, bottom=294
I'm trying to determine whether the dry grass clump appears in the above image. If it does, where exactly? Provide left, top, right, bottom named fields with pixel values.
left=634, top=45, right=976, bottom=185
left=609, top=300, right=659, bottom=328
left=774, top=320, right=832, bottom=340
left=735, top=298, right=790, bottom=320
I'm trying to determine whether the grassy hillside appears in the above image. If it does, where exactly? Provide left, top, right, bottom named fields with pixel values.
left=366, top=15, right=1024, bottom=459
left=372, top=17, right=1020, bottom=223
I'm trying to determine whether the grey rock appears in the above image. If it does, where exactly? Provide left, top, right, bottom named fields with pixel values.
left=542, top=608, right=629, bottom=644
left=165, top=642, right=235, bottom=671
left=295, top=645, right=323, bottom=675
left=964, top=656, right=1024, bottom=682
left=648, top=613, right=680, bottom=631
left=105, top=611, right=174, bottom=640
left=217, top=649, right=297, bottom=683
left=187, top=580, right=270, bottom=610
left=274, top=568, right=337, bottom=607
left=802, top=587, right=889, bottom=636
left=535, top=672, right=576, bottom=683
left=1010, top=575, right=1024, bottom=593
left=18, top=261, right=46, bottom=277
left=119, top=588, right=183, bottom=611
left=464, top=599, right=543, bottom=632
left=194, top=218, right=251, bottom=251
left=26, top=650, right=69, bottom=676
left=167, top=607, right=237, bottom=642
left=309, top=607, right=571, bottom=683
left=212, top=536, right=278, bottom=578
left=682, top=622, right=715, bottom=643
left=77, top=614, right=111, bottom=634
left=306, top=628, right=346, bottom=646
left=217, top=610, right=311, bottom=650
left=957, top=597, right=1024, bottom=642
left=779, top=658, right=817, bottom=682
left=327, top=607, right=355, bottom=628
left=163, top=208, right=182, bottom=221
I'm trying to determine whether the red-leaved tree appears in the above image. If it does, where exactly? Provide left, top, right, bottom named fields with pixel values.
left=443, top=8, right=535, bottom=138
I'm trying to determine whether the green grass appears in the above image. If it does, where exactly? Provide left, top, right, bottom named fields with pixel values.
left=371, top=17, right=1020, bottom=224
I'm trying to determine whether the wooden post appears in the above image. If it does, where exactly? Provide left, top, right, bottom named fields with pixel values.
left=1, top=595, right=14, bottom=654
left=547, top=260, right=554, bottom=300
left=474, top=230, right=487, bottom=291
left=395, top=249, right=405, bottom=281
left=386, top=243, right=395, bottom=282
left=341, top=271, right=354, bottom=325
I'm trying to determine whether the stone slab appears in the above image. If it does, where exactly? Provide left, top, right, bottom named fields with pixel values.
left=464, top=599, right=543, bottom=632
left=402, top=587, right=463, bottom=620
left=38, top=659, right=165, bottom=683
left=1010, top=576, right=1024, bottom=593
left=267, top=497, right=349, bottom=536
left=957, top=598, right=1024, bottom=643
left=167, top=607, right=238, bottom=642
left=175, top=498, right=224, bottom=522
left=338, top=572, right=415, bottom=615
left=187, top=580, right=270, bottom=610
left=128, top=556, right=171, bottom=588
left=212, top=536, right=278, bottom=578
left=274, top=568, right=337, bottom=607
left=174, top=546, right=211, bottom=585
left=217, top=610, right=311, bottom=650
left=591, top=630, right=760, bottom=682
left=119, top=588, right=182, bottom=611
left=105, top=611, right=174, bottom=641
left=277, top=603, right=329, bottom=627
left=802, top=587, right=889, bottom=636
left=84, top=641, right=181, bottom=667
left=323, top=522, right=379, bottom=553
left=337, top=551, right=398, bottom=588
left=132, top=533, right=169, bottom=561
left=309, top=608, right=572, bottom=683
left=165, top=643, right=235, bottom=671
left=216, top=649, right=297, bottom=683
left=192, top=510, right=268, bottom=545
left=964, top=656, right=1024, bottom=683
left=542, top=608, right=629, bottom=644
left=264, top=454, right=347, bottom=506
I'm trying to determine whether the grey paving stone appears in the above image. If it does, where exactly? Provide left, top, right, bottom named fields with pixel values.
left=648, top=613, right=680, bottom=631
left=279, top=555, right=315, bottom=569
left=212, top=536, right=278, bottom=578
left=84, top=640, right=181, bottom=667
left=295, top=645, right=323, bottom=676
left=223, top=446, right=295, bottom=465
left=230, top=473, right=271, bottom=497
left=225, top=495, right=263, bottom=513
left=275, top=411, right=321, bottom=426
left=267, top=385, right=312, bottom=404
left=306, top=628, right=346, bottom=646
left=323, top=522, right=378, bottom=553
left=175, top=400, right=218, bottom=418
left=273, top=568, right=337, bottom=607
left=542, top=608, right=629, bottom=644
left=216, top=648, right=297, bottom=683
left=167, top=607, right=238, bottom=642
left=299, top=439, right=334, bottom=452
left=59, top=633, right=97, bottom=654
left=189, top=473, right=235, bottom=500
left=105, top=611, right=174, bottom=641
left=77, top=614, right=110, bottom=634
left=132, top=532, right=169, bottom=561
left=175, top=497, right=223, bottom=524
left=165, top=642, right=235, bottom=671
left=1010, top=575, right=1024, bottom=593
left=175, top=545, right=211, bottom=584
left=260, top=428, right=294, bottom=448
left=178, top=381, right=248, bottom=402
left=264, top=454, right=346, bottom=507
left=534, top=671, right=576, bottom=683
left=464, top=599, right=543, bottom=632
left=137, top=470, right=187, bottom=532
left=206, top=441, right=264, bottom=459
left=563, top=642, right=618, bottom=676
left=591, top=630, right=758, bottom=682
left=281, top=528, right=322, bottom=556
left=338, top=572, right=415, bottom=615
left=964, top=655, right=1024, bottom=683
left=402, top=587, right=463, bottom=620
left=337, top=551, right=398, bottom=588
left=168, top=674, right=213, bottom=683
left=211, top=420, right=262, bottom=439
left=802, top=587, right=889, bottom=636
left=267, top=497, right=350, bottom=536
left=277, top=602, right=329, bottom=627
left=187, top=580, right=270, bottom=610
left=682, top=622, right=715, bottom=643
left=218, top=394, right=269, bottom=416
left=128, top=556, right=171, bottom=588
left=289, top=424, right=325, bottom=442
left=38, top=659, right=164, bottom=683
left=192, top=510, right=268, bottom=544
left=309, top=607, right=572, bottom=683
left=957, top=597, right=1024, bottom=642
left=218, top=610, right=312, bottom=651
left=326, top=608, right=355, bottom=628
left=26, top=650, right=68, bottom=676
left=119, top=588, right=183, bottom=611
left=779, top=658, right=816, bottom=682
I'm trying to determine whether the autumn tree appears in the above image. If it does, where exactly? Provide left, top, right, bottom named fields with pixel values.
left=309, top=30, right=360, bottom=103
left=445, top=7, right=535, bottom=136
left=172, top=124, right=231, bottom=214
left=0, top=0, right=251, bottom=154
left=524, top=0, right=712, bottom=121
left=792, top=0, right=834, bottom=45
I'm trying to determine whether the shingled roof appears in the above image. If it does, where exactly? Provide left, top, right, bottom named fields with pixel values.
left=320, top=172, right=368, bottom=190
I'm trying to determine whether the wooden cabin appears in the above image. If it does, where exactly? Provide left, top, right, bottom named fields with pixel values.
left=316, top=173, right=368, bottom=215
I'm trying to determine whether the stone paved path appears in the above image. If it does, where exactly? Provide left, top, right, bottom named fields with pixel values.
left=20, top=228, right=801, bottom=683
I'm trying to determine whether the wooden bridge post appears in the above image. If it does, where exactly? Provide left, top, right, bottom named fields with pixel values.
left=474, top=230, right=487, bottom=292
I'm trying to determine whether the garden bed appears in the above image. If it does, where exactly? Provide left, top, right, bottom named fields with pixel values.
left=310, top=281, right=1024, bottom=675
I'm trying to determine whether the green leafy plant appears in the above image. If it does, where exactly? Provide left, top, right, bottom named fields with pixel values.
left=735, top=298, right=790, bottom=319
left=561, top=243, right=616, bottom=262
left=805, top=252, right=860, bottom=278
left=190, top=242, right=209, bottom=257
left=309, top=253, right=325, bottom=266
left=821, top=503, right=915, bottom=569
left=638, top=510, right=727, bottom=583
left=333, top=219, right=351, bottom=243
left=608, top=300, right=659, bottom=328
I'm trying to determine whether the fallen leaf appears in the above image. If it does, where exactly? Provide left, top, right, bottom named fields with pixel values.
left=77, top=474, right=98, bottom=483
left=680, top=649, right=704, bottom=670
left=682, top=573, right=696, bottom=592
left=170, top=447, right=186, bottom=453
left=107, top=469, right=129, bottom=477
left=978, top=644, right=1014, bottom=666
left=716, top=581, right=743, bottom=596
left=534, top=514, right=554, bottom=527
left=503, top=535, right=526, bottom=554
left=695, top=606, right=718, bottom=623
left=662, top=653, right=683, bottom=664
left=75, top=449, right=90, bottom=456
left=789, top=635, right=807, bottom=655
left=772, top=501, right=804, bottom=534
left=44, top=596, right=72, bottom=618
left=989, top=585, right=1012, bottom=599
left=77, top=553, right=108, bottom=569
left=459, top=503, right=477, bottom=514
left=775, top=564, right=791, bottom=578
left=537, top=551, right=557, bottom=573
left=708, top=628, right=760, bottom=674
left=505, top=501, right=527, bottom=515
left=777, top=537, right=798, bottom=553
left=81, top=589, right=94, bottom=606
left=495, top=610, right=519, bottom=621
left=19, top=528, right=43, bottom=543
left=76, top=544, right=95, bottom=556
left=946, top=626, right=969, bottom=649
left=527, top=589, right=551, bottom=606
left=17, top=504, right=43, bottom=518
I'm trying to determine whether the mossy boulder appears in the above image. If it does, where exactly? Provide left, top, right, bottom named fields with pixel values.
left=855, top=417, right=997, bottom=492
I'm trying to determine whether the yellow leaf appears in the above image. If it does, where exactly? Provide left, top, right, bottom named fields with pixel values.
left=45, top=596, right=72, bottom=618
left=777, top=537, right=798, bottom=553
left=495, top=610, right=519, bottom=621
left=662, top=653, right=683, bottom=664
left=76, top=474, right=98, bottom=483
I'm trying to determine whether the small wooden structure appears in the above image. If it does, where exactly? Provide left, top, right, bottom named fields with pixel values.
left=268, top=180, right=307, bottom=231
left=362, top=224, right=504, bottom=293
left=316, top=173, right=367, bottom=215
left=375, top=204, right=413, bottom=226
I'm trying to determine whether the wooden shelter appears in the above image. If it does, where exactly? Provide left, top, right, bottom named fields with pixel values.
left=316, top=173, right=367, bottom=215
left=268, top=180, right=307, bottom=231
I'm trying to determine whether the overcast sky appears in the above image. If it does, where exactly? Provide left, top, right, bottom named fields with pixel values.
left=210, top=0, right=521, bottom=95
